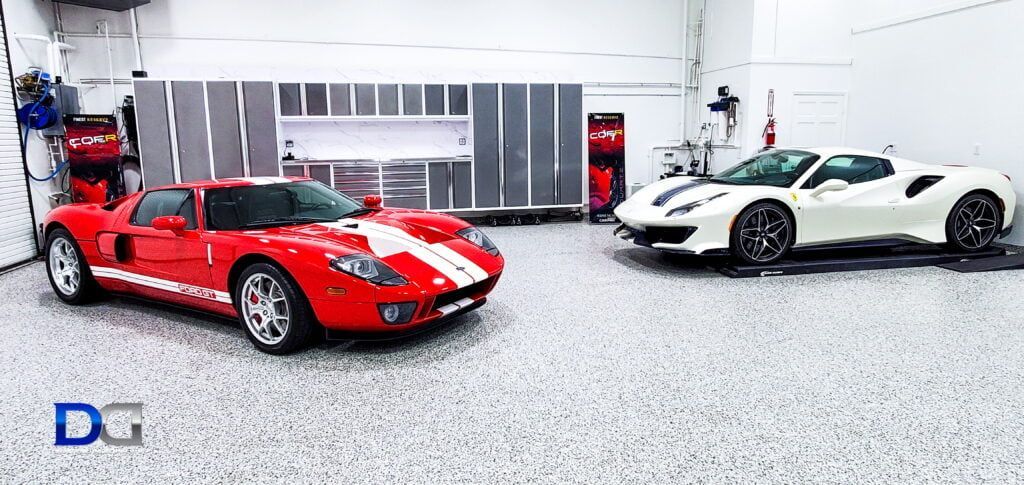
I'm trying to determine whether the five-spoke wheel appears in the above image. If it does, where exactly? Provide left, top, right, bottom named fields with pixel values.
left=234, top=263, right=316, bottom=354
left=730, top=203, right=794, bottom=265
left=946, top=193, right=1001, bottom=252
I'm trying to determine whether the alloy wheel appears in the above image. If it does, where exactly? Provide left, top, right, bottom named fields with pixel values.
left=954, top=198, right=998, bottom=249
left=49, top=238, right=80, bottom=296
left=738, top=207, right=791, bottom=263
left=241, top=273, right=291, bottom=345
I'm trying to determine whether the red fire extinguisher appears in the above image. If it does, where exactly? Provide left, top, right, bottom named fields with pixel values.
left=764, top=119, right=776, bottom=147
left=763, top=89, right=776, bottom=148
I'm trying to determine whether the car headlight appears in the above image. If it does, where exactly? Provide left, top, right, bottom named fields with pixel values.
left=665, top=193, right=728, bottom=217
left=456, top=226, right=499, bottom=255
left=330, top=254, right=408, bottom=286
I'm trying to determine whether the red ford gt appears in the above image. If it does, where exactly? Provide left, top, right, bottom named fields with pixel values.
left=42, top=177, right=504, bottom=354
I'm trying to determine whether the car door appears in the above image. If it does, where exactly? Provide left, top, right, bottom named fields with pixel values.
left=117, top=188, right=215, bottom=301
left=796, top=155, right=903, bottom=245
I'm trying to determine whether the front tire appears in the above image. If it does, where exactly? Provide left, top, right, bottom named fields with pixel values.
left=729, top=202, right=794, bottom=265
left=234, top=263, right=316, bottom=355
left=945, top=193, right=1001, bottom=252
left=45, top=228, right=100, bottom=304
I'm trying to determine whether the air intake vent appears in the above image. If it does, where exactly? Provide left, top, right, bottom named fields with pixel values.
left=906, top=176, right=944, bottom=198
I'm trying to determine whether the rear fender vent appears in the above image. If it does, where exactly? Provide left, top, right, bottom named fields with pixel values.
left=906, top=176, right=944, bottom=198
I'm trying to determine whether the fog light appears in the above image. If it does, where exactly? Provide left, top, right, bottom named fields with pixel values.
left=377, top=302, right=417, bottom=325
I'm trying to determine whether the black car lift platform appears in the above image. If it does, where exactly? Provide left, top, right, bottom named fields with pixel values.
left=716, top=242, right=1008, bottom=278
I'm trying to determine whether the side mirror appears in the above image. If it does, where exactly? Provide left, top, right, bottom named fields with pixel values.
left=363, top=194, right=382, bottom=208
left=810, top=179, right=849, bottom=198
left=151, top=215, right=188, bottom=232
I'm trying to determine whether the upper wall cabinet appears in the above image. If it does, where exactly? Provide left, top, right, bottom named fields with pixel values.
left=278, top=82, right=471, bottom=120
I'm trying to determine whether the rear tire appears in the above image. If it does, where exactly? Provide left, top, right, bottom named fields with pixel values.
left=729, top=202, right=795, bottom=265
left=45, top=228, right=101, bottom=305
left=945, top=193, right=1001, bottom=252
left=234, top=263, right=316, bottom=355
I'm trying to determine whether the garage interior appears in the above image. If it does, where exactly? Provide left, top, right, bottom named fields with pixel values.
left=1, top=0, right=1023, bottom=481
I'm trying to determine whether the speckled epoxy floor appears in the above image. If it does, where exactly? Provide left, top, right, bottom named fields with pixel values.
left=1, top=222, right=1023, bottom=482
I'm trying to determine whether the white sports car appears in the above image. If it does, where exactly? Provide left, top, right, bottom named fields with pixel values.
left=614, top=147, right=1015, bottom=264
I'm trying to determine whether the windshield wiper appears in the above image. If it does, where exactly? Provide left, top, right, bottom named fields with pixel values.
left=238, top=216, right=338, bottom=229
left=708, top=178, right=743, bottom=185
left=337, top=208, right=375, bottom=219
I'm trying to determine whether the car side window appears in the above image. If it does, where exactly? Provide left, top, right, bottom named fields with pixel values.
left=131, top=189, right=197, bottom=229
left=804, top=156, right=891, bottom=189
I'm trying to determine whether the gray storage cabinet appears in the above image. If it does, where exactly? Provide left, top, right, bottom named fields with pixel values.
left=558, top=84, right=583, bottom=204
left=171, top=81, right=211, bottom=181
left=206, top=81, right=245, bottom=178
left=502, top=84, right=529, bottom=207
left=243, top=81, right=280, bottom=176
left=529, top=84, right=556, bottom=205
left=133, top=80, right=175, bottom=188
left=472, top=84, right=500, bottom=208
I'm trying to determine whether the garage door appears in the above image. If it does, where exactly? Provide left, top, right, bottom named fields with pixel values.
left=0, top=16, right=39, bottom=270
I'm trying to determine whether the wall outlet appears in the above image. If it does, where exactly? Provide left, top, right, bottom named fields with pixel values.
left=458, top=137, right=467, bottom=145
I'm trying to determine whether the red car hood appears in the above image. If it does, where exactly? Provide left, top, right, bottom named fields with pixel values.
left=274, top=212, right=459, bottom=254
left=248, top=210, right=501, bottom=289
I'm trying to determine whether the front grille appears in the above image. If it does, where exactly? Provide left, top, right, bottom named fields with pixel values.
left=431, top=276, right=494, bottom=312
left=626, top=226, right=697, bottom=246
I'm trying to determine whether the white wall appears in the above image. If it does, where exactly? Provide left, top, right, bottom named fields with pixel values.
left=3, top=0, right=59, bottom=233
left=693, top=0, right=852, bottom=171
left=845, top=0, right=1024, bottom=244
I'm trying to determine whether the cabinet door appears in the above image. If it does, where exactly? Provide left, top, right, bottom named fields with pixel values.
left=207, top=81, right=244, bottom=178
left=448, top=84, right=468, bottom=115
left=558, top=84, right=583, bottom=204
left=472, top=84, right=500, bottom=208
left=243, top=82, right=280, bottom=176
left=502, top=84, right=528, bottom=207
left=355, top=84, right=377, bottom=116
left=305, top=83, right=328, bottom=116
left=425, top=84, right=445, bottom=115
left=452, top=162, right=472, bottom=209
left=133, top=80, right=175, bottom=187
left=378, top=84, right=399, bottom=115
left=529, top=84, right=555, bottom=205
left=171, top=81, right=211, bottom=182
left=329, top=84, right=352, bottom=115
left=427, top=163, right=450, bottom=210
left=403, top=84, right=423, bottom=115
left=278, top=83, right=301, bottom=116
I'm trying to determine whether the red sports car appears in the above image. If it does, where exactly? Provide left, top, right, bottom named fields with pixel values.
left=42, top=177, right=504, bottom=354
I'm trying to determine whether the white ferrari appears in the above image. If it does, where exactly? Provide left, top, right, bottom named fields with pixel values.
left=614, top=147, right=1015, bottom=264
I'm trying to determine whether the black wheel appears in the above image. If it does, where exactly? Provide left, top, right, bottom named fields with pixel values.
left=730, top=202, right=794, bottom=265
left=234, top=263, right=316, bottom=355
left=44, top=228, right=101, bottom=304
left=945, top=193, right=1001, bottom=252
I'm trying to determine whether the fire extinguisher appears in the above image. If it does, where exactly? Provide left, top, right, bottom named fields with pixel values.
left=762, top=89, right=776, bottom=148
left=763, top=119, right=776, bottom=147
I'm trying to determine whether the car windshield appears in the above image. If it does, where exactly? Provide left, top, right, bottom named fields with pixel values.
left=709, top=149, right=820, bottom=187
left=203, top=181, right=366, bottom=230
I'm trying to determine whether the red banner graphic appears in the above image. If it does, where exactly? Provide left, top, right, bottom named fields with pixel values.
left=588, top=113, right=625, bottom=223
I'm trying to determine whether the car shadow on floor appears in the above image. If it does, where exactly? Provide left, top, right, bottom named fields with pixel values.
left=315, top=311, right=494, bottom=357
left=610, top=247, right=728, bottom=278
left=97, top=292, right=499, bottom=363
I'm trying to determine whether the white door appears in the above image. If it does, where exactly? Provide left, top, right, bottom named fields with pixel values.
left=790, top=93, right=846, bottom=147
left=0, top=19, right=39, bottom=270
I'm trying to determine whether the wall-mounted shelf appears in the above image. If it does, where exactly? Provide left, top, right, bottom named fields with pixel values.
left=279, top=115, right=470, bottom=122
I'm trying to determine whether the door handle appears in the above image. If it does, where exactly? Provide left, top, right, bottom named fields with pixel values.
left=888, top=198, right=900, bottom=204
